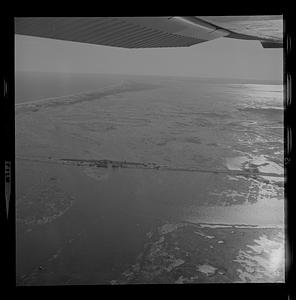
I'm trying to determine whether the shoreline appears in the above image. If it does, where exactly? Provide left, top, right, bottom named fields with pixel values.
left=16, top=155, right=284, bottom=178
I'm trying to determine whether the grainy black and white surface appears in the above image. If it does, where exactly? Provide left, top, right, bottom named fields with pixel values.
left=15, top=73, right=284, bottom=285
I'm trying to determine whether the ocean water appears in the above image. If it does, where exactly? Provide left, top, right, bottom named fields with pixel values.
left=15, top=71, right=129, bottom=103
left=15, top=72, right=284, bottom=284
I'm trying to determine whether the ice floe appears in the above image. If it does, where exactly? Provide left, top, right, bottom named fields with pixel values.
left=226, top=156, right=249, bottom=171
left=175, top=275, right=199, bottom=284
left=194, top=231, right=215, bottom=239
left=165, top=259, right=185, bottom=272
left=197, top=264, right=217, bottom=276
left=225, top=154, right=283, bottom=176
left=234, top=233, right=284, bottom=282
left=159, top=223, right=184, bottom=235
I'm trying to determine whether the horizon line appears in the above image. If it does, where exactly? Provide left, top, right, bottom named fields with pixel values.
left=15, top=70, right=283, bottom=84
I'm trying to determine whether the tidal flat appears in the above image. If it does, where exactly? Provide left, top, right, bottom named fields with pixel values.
left=15, top=74, right=284, bottom=284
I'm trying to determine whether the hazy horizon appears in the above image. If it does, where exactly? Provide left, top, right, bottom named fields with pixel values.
left=15, top=69, right=283, bottom=85
left=15, top=34, right=283, bottom=83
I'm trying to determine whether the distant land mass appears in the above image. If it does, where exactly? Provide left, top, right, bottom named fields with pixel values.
left=16, top=70, right=283, bottom=85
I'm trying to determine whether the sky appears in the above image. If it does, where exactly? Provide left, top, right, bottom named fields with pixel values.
left=15, top=34, right=283, bottom=82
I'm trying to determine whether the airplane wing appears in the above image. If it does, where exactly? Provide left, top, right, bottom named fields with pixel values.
left=14, top=16, right=283, bottom=49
